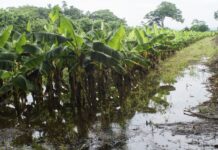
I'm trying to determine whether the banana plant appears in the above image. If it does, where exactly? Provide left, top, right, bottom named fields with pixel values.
left=0, top=6, right=214, bottom=118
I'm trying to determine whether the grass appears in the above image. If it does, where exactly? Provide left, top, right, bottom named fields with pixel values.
left=158, top=37, right=218, bottom=83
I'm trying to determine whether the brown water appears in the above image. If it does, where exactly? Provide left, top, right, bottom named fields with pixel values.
left=123, top=64, right=214, bottom=149
left=86, top=63, right=216, bottom=150
left=0, top=62, right=217, bottom=149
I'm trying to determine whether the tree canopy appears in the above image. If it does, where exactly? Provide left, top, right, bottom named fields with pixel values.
left=61, top=1, right=84, bottom=19
left=190, top=19, right=209, bottom=32
left=214, top=10, right=218, bottom=20
left=0, top=2, right=126, bottom=32
left=0, top=6, right=49, bottom=32
left=144, top=1, right=184, bottom=27
left=89, top=9, right=126, bottom=29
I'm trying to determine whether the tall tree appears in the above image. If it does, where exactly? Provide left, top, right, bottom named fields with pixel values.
left=62, top=1, right=84, bottom=20
left=190, top=19, right=209, bottom=32
left=89, top=9, right=126, bottom=29
left=214, top=10, right=218, bottom=20
left=144, top=1, right=184, bottom=27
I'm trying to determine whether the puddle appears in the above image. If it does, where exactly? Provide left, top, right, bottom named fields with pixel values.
left=123, top=64, right=215, bottom=149
left=87, top=63, right=216, bottom=149
left=141, top=64, right=211, bottom=124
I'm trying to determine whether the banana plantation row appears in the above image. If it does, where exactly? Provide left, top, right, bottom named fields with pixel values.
left=0, top=7, right=214, bottom=117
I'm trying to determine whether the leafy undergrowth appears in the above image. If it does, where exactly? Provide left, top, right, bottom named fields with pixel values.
left=159, top=37, right=218, bottom=83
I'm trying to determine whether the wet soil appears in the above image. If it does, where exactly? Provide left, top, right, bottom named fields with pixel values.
left=152, top=39, right=218, bottom=150
left=0, top=61, right=217, bottom=150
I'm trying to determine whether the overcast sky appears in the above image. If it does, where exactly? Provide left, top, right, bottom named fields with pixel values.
left=0, top=0, right=218, bottom=29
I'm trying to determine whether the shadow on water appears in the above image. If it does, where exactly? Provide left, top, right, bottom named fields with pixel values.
left=0, top=62, right=215, bottom=149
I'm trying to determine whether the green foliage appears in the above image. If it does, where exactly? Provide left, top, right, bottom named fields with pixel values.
left=22, top=44, right=41, bottom=55
left=33, top=32, right=70, bottom=45
left=88, top=9, right=126, bottom=30
left=0, top=6, right=49, bottom=32
left=12, top=74, right=32, bottom=91
left=0, top=25, right=13, bottom=48
left=77, top=17, right=93, bottom=32
left=215, top=10, right=218, bottom=20
left=144, top=1, right=184, bottom=27
left=23, top=54, right=44, bottom=70
left=0, top=6, right=214, bottom=123
left=93, top=42, right=121, bottom=60
left=63, top=5, right=84, bottom=20
left=49, top=5, right=60, bottom=23
left=0, top=2, right=126, bottom=34
left=59, top=15, right=84, bottom=49
left=0, top=70, right=12, bottom=80
left=190, top=19, right=209, bottom=32
left=15, top=33, right=26, bottom=53
left=108, top=26, right=126, bottom=50
left=26, top=20, right=31, bottom=32
left=89, top=9, right=126, bottom=24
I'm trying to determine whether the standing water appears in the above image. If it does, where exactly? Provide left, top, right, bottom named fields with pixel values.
left=124, top=64, right=214, bottom=149
left=87, top=62, right=217, bottom=150
left=0, top=62, right=217, bottom=149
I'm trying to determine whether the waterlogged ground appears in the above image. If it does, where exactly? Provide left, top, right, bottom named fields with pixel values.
left=124, top=63, right=216, bottom=149
left=0, top=61, right=216, bottom=150
left=86, top=62, right=218, bottom=150
left=1, top=37, right=218, bottom=149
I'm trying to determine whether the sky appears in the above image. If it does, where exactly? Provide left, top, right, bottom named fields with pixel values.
left=0, top=0, right=218, bottom=29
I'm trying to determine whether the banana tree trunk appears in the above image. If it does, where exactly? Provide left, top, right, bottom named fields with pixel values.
left=45, top=73, right=55, bottom=111
left=54, top=67, right=62, bottom=104
left=98, top=70, right=106, bottom=103
left=0, top=79, right=2, bottom=102
left=29, top=70, right=43, bottom=106
left=13, top=88, right=21, bottom=119
left=160, top=18, right=165, bottom=28
left=69, top=70, right=76, bottom=110
left=88, top=73, right=96, bottom=107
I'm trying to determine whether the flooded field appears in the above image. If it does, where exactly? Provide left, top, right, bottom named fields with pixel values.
left=1, top=59, right=218, bottom=150
left=1, top=0, right=218, bottom=149
left=86, top=63, right=217, bottom=150
left=124, top=63, right=215, bottom=150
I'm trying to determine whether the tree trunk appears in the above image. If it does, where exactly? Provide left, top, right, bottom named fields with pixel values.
left=13, top=88, right=21, bottom=118
left=45, top=73, right=54, bottom=111
left=87, top=72, right=96, bottom=108
left=69, top=71, right=76, bottom=110
left=0, top=79, right=3, bottom=103
left=161, top=18, right=165, bottom=28
left=54, top=68, right=62, bottom=102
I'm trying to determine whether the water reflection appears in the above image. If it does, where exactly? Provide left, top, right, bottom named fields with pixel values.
left=125, top=64, right=213, bottom=149
left=0, top=63, right=213, bottom=149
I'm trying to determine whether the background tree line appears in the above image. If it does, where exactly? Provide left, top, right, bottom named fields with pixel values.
left=0, top=1, right=126, bottom=32
left=143, top=1, right=211, bottom=32
left=0, top=1, right=217, bottom=34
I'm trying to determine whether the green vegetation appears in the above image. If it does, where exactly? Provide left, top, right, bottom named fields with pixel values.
left=0, top=6, right=49, bottom=32
left=215, top=10, right=218, bottom=20
left=144, top=1, right=184, bottom=27
left=190, top=19, right=210, bottom=32
left=0, top=1, right=218, bottom=148
left=0, top=6, right=214, bottom=118
left=159, top=37, right=218, bottom=83
left=0, top=2, right=126, bottom=33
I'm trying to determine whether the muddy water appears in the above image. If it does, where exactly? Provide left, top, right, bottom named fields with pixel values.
left=124, top=64, right=214, bottom=150
left=87, top=63, right=216, bottom=150
left=0, top=62, right=217, bottom=149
